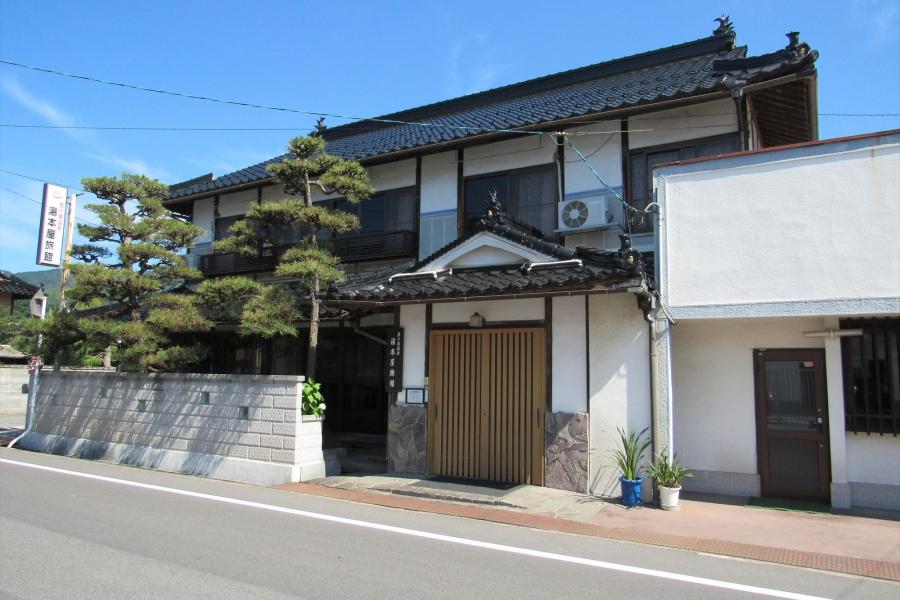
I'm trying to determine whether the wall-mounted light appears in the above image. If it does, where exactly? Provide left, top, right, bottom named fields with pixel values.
left=469, top=312, right=484, bottom=328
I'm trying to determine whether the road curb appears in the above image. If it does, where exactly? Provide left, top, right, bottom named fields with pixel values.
left=276, top=481, right=900, bottom=582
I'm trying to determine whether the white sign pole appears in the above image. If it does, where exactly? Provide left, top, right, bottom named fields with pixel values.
left=35, top=183, right=68, bottom=267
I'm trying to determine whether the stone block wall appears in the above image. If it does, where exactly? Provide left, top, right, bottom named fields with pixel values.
left=20, top=371, right=325, bottom=485
left=0, top=366, right=29, bottom=415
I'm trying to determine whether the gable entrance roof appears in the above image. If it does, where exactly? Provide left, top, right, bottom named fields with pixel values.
left=166, top=20, right=818, bottom=205
left=326, top=206, right=646, bottom=305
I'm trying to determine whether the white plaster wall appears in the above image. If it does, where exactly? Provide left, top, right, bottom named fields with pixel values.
left=432, top=298, right=544, bottom=324
left=671, top=317, right=825, bottom=476
left=552, top=295, right=587, bottom=413
left=218, top=189, right=256, bottom=218
left=446, top=246, right=525, bottom=268
left=369, top=158, right=416, bottom=191
left=587, top=293, right=651, bottom=496
left=463, top=135, right=555, bottom=177
left=563, top=120, right=622, bottom=193
left=261, top=183, right=291, bottom=203
left=420, top=151, right=457, bottom=214
left=846, top=434, right=900, bottom=485
left=629, top=98, right=738, bottom=149
left=193, top=197, right=214, bottom=243
left=659, top=134, right=900, bottom=316
left=400, top=304, right=427, bottom=399
left=418, top=151, right=457, bottom=258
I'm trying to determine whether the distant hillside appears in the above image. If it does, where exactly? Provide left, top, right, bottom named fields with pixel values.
left=15, top=268, right=66, bottom=292
left=12, top=269, right=72, bottom=316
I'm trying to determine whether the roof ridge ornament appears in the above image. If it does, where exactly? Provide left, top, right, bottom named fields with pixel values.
left=713, top=16, right=736, bottom=48
left=784, top=31, right=812, bottom=60
left=618, top=232, right=643, bottom=272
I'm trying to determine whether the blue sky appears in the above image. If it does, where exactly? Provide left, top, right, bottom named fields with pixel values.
left=1, top=0, right=898, bottom=274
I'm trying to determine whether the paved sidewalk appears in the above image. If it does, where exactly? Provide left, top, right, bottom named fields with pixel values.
left=277, top=476, right=900, bottom=582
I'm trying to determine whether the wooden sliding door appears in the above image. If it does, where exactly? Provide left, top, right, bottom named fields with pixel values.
left=428, top=328, right=545, bottom=485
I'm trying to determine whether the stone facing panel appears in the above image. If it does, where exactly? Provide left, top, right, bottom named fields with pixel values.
left=545, top=411, right=589, bottom=493
left=387, top=404, right=427, bottom=474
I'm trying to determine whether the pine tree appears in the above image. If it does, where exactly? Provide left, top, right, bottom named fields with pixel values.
left=58, top=173, right=211, bottom=371
left=211, top=134, right=373, bottom=377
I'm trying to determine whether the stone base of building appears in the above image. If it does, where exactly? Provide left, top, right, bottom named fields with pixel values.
left=848, top=481, right=900, bottom=511
left=544, top=412, right=589, bottom=492
left=830, top=482, right=852, bottom=509
left=16, top=431, right=322, bottom=485
left=681, top=469, right=762, bottom=498
left=387, top=404, right=427, bottom=475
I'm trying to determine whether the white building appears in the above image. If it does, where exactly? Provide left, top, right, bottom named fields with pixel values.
left=655, top=130, right=900, bottom=509
left=163, top=19, right=850, bottom=502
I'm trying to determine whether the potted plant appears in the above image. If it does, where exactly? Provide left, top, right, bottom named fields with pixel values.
left=612, top=427, right=651, bottom=507
left=648, top=451, right=692, bottom=511
left=301, top=378, right=327, bottom=419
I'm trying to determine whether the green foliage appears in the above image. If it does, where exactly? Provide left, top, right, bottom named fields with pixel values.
left=301, top=377, right=326, bottom=416
left=647, top=451, right=692, bottom=488
left=194, top=277, right=261, bottom=322
left=238, top=284, right=303, bottom=339
left=38, top=172, right=211, bottom=372
left=275, top=247, right=342, bottom=284
left=612, top=427, right=652, bottom=481
left=0, top=315, right=38, bottom=356
left=210, top=135, right=373, bottom=376
left=16, top=311, right=106, bottom=366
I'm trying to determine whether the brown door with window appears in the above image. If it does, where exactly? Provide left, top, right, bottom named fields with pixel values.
left=754, top=349, right=830, bottom=502
left=428, top=328, right=545, bottom=485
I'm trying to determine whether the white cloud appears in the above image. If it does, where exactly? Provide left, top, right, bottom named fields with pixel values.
left=852, top=0, right=900, bottom=46
left=0, top=222, right=36, bottom=250
left=2, top=78, right=171, bottom=181
left=445, top=33, right=508, bottom=97
left=82, top=153, right=171, bottom=181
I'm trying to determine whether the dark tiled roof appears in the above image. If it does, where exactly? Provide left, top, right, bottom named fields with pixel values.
left=327, top=208, right=641, bottom=303
left=167, top=28, right=818, bottom=202
left=329, top=264, right=628, bottom=303
left=0, top=270, right=39, bottom=298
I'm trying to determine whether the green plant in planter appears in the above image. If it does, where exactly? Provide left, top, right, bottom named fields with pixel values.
left=612, top=427, right=651, bottom=481
left=302, top=378, right=327, bottom=417
left=647, top=452, right=692, bottom=488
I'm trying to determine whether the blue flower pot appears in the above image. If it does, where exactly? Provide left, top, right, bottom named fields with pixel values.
left=619, top=476, right=643, bottom=507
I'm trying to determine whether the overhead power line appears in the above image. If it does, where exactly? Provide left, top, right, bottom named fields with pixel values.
left=0, top=59, right=543, bottom=137
left=4, top=59, right=895, bottom=141
left=0, top=168, right=89, bottom=194
left=1, top=186, right=101, bottom=226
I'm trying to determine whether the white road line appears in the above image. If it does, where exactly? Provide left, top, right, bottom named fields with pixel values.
left=0, top=457, right=831, bottom=600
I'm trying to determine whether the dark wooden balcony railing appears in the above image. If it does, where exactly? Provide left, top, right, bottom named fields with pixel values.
left=199, top=230, right=417, bottom=277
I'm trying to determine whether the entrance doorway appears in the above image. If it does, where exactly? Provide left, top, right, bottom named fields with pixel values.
left=753, top=349, right=831, bottom=502
left=428, top=328, right=545, bottom=485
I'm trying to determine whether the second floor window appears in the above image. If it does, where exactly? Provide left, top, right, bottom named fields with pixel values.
left=214, top=215, right=242, bottom=241
left=628, top=134, right=739, bottom=233
left=463, top=165, right=559, bottom=236
left=326, top=187, right=417, bottom=239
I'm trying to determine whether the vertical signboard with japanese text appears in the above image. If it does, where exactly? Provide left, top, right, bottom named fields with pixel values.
left=35, top=183, right=67, bottom=267
left=385, top=328, right=403, bottom=393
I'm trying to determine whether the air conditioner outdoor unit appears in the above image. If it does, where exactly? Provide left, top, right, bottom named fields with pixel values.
left=557, top=194, right=615, bottom=233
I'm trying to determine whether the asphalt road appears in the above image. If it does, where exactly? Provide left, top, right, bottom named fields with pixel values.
left=0, top=448, right=896, bottom=600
